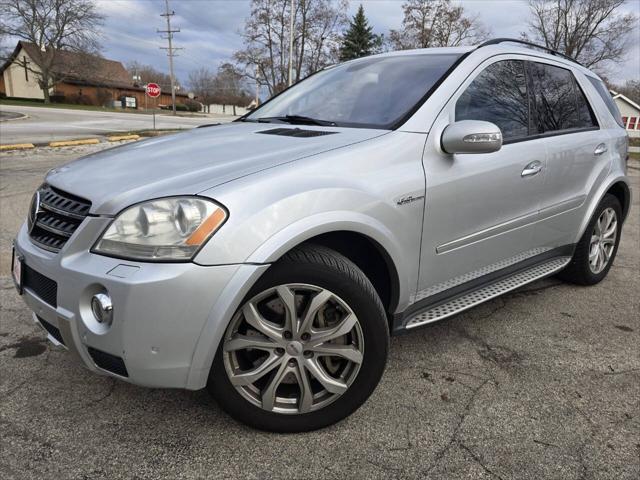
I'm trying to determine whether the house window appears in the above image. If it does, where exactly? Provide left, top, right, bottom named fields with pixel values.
left=622, top=116, right=628, bottom=127
left=628, top=117, right=638, bottom=130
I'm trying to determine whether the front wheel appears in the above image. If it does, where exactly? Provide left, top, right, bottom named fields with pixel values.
left=207, top=244, right=389, bottom=432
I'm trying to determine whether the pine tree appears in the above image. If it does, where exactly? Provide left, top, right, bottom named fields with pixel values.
left=339, top=5, right=380, bottom=61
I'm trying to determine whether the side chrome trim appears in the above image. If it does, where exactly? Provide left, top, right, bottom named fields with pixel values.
left=436, top=195, right=586, bottom=255
left=436, top=210, right=539, bottom=254
left=538, top=195, right=586, bottom=220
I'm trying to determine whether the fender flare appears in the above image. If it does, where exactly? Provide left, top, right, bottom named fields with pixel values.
left=574, top=175, right=632, bottom=244
left=185, top=212, right=408, bottom=389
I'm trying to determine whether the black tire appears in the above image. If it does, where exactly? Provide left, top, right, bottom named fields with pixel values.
left=207, top=244, right=389, bottom=432
left=557, top=194, right=622, bottom=285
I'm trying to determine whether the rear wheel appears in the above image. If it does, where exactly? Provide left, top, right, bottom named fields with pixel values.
left=207, top=244, right=389, bottom=432
left=558, top=194, right=622, bottom=285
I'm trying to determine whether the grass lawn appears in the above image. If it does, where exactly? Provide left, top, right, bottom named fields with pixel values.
left=629, top=151, right=640, bottom=161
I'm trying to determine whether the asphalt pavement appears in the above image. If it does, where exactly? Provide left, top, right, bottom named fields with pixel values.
left=0, top=104, right=234, bottom=144
left=0, top=145, right=638, bottom=479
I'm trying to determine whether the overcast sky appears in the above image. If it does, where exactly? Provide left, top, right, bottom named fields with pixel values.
left=96, top=0, right=639, bottom=89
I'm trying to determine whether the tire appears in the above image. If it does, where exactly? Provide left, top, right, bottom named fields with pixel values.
left=558, top=194, right=622, bottom=285
left=207, top=244, right=389, bottom=432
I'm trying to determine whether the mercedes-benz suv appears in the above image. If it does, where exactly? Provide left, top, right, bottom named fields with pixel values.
left=12, top=39, right=631, bottom=432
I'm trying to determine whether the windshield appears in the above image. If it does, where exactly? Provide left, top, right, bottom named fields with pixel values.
left=245, top=53, right=461, bottom=129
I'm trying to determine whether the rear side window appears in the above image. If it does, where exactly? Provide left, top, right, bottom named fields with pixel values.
left=528, top=62, right=597, bottom=133
left=587, top=76, right=625, bottom=128
left=455, top=60, right=530, bottom=141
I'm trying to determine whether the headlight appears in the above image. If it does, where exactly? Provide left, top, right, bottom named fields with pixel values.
left=93, top=197, right=227, bottom=261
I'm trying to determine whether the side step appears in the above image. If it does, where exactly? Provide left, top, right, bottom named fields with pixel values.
left=405, top=256, right=571, bottom=329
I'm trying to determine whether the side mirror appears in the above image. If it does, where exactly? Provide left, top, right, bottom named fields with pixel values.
left=441, top=120, right=503, bottom=154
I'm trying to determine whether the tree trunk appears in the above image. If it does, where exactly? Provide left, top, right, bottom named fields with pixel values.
left=42, top=87, right=51, bottom=104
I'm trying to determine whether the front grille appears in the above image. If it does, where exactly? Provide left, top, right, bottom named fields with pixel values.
left=88, top=347, right=129, bottom=377
left=23, top=263, right=58, bottom=307
left=36, top=315, right=65, bottom=345
left=29, top=184, right=91, bottom=253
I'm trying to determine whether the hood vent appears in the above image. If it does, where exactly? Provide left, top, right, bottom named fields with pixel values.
left=257, top=128, right=337, bottom=138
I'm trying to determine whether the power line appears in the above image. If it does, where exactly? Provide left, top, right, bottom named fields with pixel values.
left=158, top=0, right=183, bottom=115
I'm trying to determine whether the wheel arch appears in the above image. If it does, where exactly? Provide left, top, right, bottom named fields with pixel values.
left=607, top=180, right=631, bottom=221
left=294, top=231, right=401, bottom=316
left=187, top=219, right=408, bottom=390
left=575, top=176, right=632, bottom=244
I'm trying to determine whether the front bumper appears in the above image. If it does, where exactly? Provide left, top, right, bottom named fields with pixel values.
left=14, top=220, right=267, bottom=389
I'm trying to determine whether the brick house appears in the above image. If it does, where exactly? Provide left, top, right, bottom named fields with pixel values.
left=0, top=41, right=187, bottom=109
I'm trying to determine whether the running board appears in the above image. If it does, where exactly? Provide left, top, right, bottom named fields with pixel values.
left=405, top=256, right=571, bottom=329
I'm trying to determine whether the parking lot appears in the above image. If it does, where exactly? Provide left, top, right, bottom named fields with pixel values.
left=1, top=144, right=638, bottom=480
left=0, top=104, right=232, bottom=145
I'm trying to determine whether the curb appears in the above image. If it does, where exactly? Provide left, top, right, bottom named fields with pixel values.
left=49, top=138, right=101, bottom=147
left=0, top=143, right=35, bottom=151
left=1, top=133, right=144, bottom=151
left=107, top=134, right=140, bottom=142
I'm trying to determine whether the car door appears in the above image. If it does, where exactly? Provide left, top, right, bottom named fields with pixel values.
left=525, top=61, right=608, bottom=249
left=414, top=58, right=547, bottom=304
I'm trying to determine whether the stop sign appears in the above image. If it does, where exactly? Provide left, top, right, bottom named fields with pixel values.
left=145, top=83, right=161, bottom=98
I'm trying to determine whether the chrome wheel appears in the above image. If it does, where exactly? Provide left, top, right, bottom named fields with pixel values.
left=589, top=207, right=617, bottom=274
left=222, top=284, right=364, bottom=415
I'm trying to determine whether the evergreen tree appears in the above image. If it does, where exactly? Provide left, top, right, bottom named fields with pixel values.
left=339, top=5, right=380, bottom=61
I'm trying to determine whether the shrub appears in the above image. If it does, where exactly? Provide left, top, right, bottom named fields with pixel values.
left=67, top=94, right=95, bottom=105
left=96, top=88, right=113, bottom=107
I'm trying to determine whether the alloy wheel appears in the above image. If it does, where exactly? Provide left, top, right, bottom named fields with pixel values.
left=222, top=284, right=364, bottom=414
left=589, top=207, right=617, bottom=274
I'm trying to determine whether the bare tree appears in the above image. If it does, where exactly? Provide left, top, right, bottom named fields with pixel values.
left=0, top=30, right=11, bottom=63
left=127, top=61, right=179, bottom=91
left=212, top=63, right=253, bottom=114
left=610, top=79, right=640, bottom=104
left=234, top=0, right=348, bottom=96
left=389, top=0, right=489, bottom=50
left=0, top=0, right=104, bottom=102
left=522, top=0, right=637, bottom=71
left=188, top=67, right=217, bottom=112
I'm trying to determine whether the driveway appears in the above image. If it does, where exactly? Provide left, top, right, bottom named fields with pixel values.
left=0, top=104, right=234, bottom=144
left=0, top=146, right=638, bottom=479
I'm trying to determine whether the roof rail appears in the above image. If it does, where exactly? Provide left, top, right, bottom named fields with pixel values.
left=477, top=38, right=582, bottom=66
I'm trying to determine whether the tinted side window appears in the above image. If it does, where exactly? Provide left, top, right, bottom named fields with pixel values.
left=528, top=62, right=597, bottom=133
left=587, top=76, right=625, bottom=128
left=455, top=60, right=530, bottom=141
left=576, top=84, right=597, bottom=128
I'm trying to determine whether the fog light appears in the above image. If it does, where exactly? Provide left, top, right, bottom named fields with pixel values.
left=91, top=292, right=113, bottom=325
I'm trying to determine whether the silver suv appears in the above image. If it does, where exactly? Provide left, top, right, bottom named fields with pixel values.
left=12, top=39, right=631, bottom=432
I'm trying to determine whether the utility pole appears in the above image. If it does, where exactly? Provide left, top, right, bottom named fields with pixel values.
left=288, top=0, right=294, bottom=86
left=255, top=64, right=260, bottom=106
left=158, top=0, right=182, bottom=115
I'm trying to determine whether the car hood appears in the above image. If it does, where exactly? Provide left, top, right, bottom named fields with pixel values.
left=46, top=122, right=387, bottom=215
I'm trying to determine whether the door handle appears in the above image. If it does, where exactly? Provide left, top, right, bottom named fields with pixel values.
left=521, top=161, right=543, bottom=177
left=594, top=143, right=607, bottom=156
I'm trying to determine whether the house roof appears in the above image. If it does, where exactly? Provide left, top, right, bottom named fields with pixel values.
left=610, top=89, right=640, bottom=112
left=0, top=41, right=133, bottom=89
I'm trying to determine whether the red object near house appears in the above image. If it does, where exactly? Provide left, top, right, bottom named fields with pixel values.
left=145, top=83, right=161, bottom=98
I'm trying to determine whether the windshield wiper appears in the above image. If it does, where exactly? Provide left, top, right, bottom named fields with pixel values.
left=257, top=115, right=336, bottom=126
